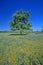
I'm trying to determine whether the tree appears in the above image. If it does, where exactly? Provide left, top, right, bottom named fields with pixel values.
left=41, top=26, right=43, bottom=32
left=10, top=10, right=32, bottom=34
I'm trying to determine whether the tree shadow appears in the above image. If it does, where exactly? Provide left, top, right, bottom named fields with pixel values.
left=9, top=33, right=27, bottom=36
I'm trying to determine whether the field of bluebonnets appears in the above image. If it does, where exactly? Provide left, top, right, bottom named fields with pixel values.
left=0, top=33, right=43, bottom=65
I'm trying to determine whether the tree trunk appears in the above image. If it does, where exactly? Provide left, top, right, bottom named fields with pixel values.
left=20, top=30, right=22, bottom=35
left=20, top=30, right=23, bottom=35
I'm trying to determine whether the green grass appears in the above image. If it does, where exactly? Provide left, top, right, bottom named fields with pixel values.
left=0, top=33, right=43, bottom=65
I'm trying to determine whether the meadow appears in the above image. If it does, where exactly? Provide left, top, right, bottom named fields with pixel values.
left=0, top=32, right=43, bottom=65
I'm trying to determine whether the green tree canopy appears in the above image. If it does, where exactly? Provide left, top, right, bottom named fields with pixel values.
left=10, top=10, right=32, bottom=34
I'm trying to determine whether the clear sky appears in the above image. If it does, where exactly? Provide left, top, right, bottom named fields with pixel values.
left=0, top=0, right=43, bottom=31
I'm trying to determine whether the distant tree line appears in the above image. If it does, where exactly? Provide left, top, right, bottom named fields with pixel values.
left=0, top=30, right=9, bottom=33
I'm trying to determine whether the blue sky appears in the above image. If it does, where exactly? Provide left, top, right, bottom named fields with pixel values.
left=0, top=0, right=43, bottom=31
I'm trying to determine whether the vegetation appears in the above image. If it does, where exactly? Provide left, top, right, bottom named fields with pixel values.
left=0, top=10, right=43, bottom=65
left=0, top=33, right=43, bottom=65
left=0, top=30, right=9, bottom=33
left=10, top=10, right=32, bottom=34
left=41, top=26, right=43, bottom=32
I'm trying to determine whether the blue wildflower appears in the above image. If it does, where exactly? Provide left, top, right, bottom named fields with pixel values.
left=21, top=62, right=24, bottom=65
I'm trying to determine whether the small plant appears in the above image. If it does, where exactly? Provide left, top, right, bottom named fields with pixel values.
left=21, top=61, right=24, bottom=65
left=18, top=57, right=21, bottom=62
left=4, top=61, right=7, bottom=65
left=41, top=59, right=43, bottom=65
left=32, top=61, right=38, bottom=65
left=2, top=48, right=4, bottom=56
